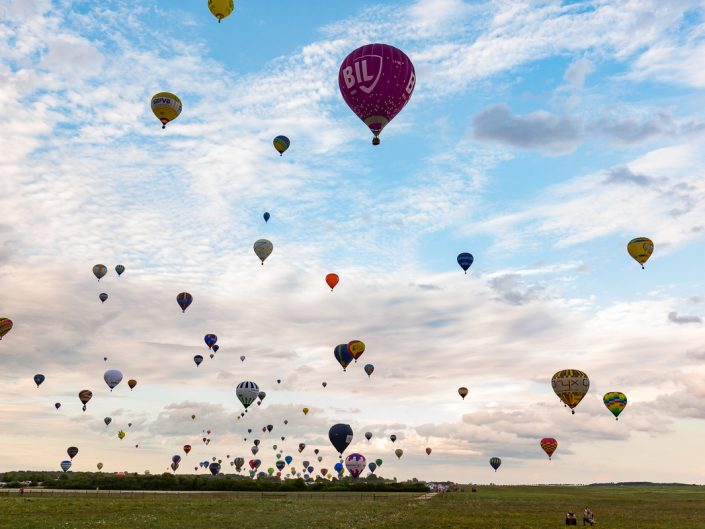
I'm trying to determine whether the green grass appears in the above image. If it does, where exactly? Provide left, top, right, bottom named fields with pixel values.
left=1, top=486, right=704, bottom=528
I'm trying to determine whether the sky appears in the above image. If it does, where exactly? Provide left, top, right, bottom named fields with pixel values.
left=1, top=0, right=705, bottom=484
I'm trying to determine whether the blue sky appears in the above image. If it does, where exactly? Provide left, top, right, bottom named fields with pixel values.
left=2, top=0, right=705, bottom=483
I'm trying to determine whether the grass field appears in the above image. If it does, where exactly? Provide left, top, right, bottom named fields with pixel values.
left=1, top=486, right=704, bottom=529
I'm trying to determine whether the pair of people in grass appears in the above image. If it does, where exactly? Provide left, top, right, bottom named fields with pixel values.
left=565, top=507, right=595, bottom=526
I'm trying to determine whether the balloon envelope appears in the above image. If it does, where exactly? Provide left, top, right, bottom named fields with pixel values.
left=128, top=379, right=137, bottom=390
left=540, top=438, right=558, bottom=460
left=67, top=447, right=78, bottom=459
left=176, top=292, right=193, bottom=312
left=34, top=374, right=45, bottom=387
left=329, top=423, right=353, bottom=455
left=115, top=265, right=125, bottom=276
left=236, top=381, right=260, bottom=409
left=345, top=453, right=366, bottom=478
left=551, top=369, right=590, bottom=413
left=208, top=0, right=234, bottom=22
left=348, top=340, right=365, bottom=361
left=338, top=43, right=416, bottom=144
left=627, top=237, right=654, bottom=269
left=603, top=392, right=627, bottom=420
left=93, top=264, right=107, bottom=281
left=204, top=334, right=218, bottom=348
left=263, top=212, right=270, bottom=223
left=209, top=462, right=221, bottom=475
left=273, top=135, right=290, bottom=155
left=99, top=293, right=108, bottom=303
left=490, top=457, right=502, bottom=471
left=394, top=448, right=403, bottom=459
left=103, top=369, right=123, bottom=390
left=60, top=460, right=71, bottom=472
left=364, top=363, right=374, bottom=377
left=458, top=387, right=469, bottom=399
left=194, top=355, right=204, bottom=366
left=0, top=318, right=12, bottom=340
left=365, top=432, right=372, bottom=441
left=151, top=92, right=182, bottom=128
left=253, top=239, right=273, bottom=264
left=457, top=253, right=474, bottom=273
left=334, top=344, right=353, bottom=371
left=325, top=273, right=339, bottom=291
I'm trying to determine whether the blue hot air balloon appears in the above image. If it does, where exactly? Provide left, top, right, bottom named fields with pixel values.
left=212, top=345, right=219, bottom=353
left=334, top=462, right=344, bottom=473
left=60, top=460, right=72, bottom=472
left=457, top=252, right=474, bottom=274
left=209, top=462, right=221, bottom=476
left=276, top=460, right=285, bottom=471
left=329, top=423, right=353, bottom=456
left=194, top=355, right=204, bottom=367
left=490, top=457, right=502, bottom=472
left=263, top=212, right=270, bottom=223
left=204, top=334, right=218, bottom=349
left=172, top=455, right=182, bottom=464
left=34, top=374, right=45, bottom=387
left=176, top=292, right=193, bottom=313
left=285, top=455, right=293, bottom=465
left=334, top=344, right=353, bottom=372
left=364, top=364, right=374, bottom=377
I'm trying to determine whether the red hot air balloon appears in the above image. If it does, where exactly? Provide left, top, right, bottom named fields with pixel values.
left=339, top=43, right=416, bottom=145
left=325, top=274, right=339, bottom=291
left=183, top=444, right=192, bottom=455
left=540, top=438, right=558, bottom=460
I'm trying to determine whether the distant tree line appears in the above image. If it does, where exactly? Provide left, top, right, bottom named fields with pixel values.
left=1, top=471, right=428, bottom=492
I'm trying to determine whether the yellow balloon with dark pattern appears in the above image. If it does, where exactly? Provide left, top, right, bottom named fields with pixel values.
left=603, top=391, right=627, bottom=420
left=151, top=92, right=182, bottom=129
left=551, top=369, right=589, bottom=413
left=208, top=0, right=234, bottom=22
left=627, top=237, right=653, bottom=269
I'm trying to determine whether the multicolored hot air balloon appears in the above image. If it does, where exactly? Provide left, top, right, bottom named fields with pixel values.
left=339, top=43, right=416, bottom=145
left=79, top=389, right=92, bottom=412
left=551, top=369, right=590, bottom=414
left=176, top=292, right=193, bottom=313
left=334, top=344, right=353, bottom=371
left=33, top=374, right=45, bottom=387
left=208, top=0, right=234, bottom=22
left=458, top=387, right=469, bottom=400
left=345, top=453, right=366, bottom=478
left=348, top=340, right=365, bottom=362
left=0, top=318, right=12, bottom=340
left=325, top=273, right=339, bottom=291
left=329, top=423, right=353, bottom=456
left=627, top=237, right=654, bottom=269
left=603, top=392, right=627, bottom=420
left=93, top=264, right=107, bottom=281
left=253, top=239, right=273, bottom=265
left=273, top=135, right=290, bottom=156
left=540, top=438, right=558, bottom=460
left=457, top=253, right=474, bottom=274
left=236, top=381, right=259, bottom=409
left=104, top=369, right=123, bottom=391
left=204, top=334, right=218, bottom=349
left=151, top=92, right=182, bottom=129
left=490, top=457, right=501, bottom=471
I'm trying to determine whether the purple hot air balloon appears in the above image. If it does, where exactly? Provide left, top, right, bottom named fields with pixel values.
left=339, top=43, right=416, bottom=145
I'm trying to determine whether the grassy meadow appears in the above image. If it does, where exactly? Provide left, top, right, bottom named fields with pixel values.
left=1, top=486, right=704, bottom=529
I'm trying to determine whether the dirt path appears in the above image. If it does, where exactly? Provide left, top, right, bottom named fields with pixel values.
left=415, top=492, right=438, bottom=500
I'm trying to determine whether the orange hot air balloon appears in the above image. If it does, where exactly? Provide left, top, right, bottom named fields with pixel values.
left=458, top=387, right=468, bottom=400
left=325, top=273, right=339, bottom=291
left=540, top=438, right=558, bottom=460
left=127, top=379, right=137, bottom=390
left=348, top=340, right=365, bottom=362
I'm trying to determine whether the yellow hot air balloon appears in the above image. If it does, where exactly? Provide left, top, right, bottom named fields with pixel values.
left=118, top=430, right=126, bottom=440
left=151, top=92, right=182, bottom=129
left=208, top=0, right=234, bottom=23
left=627, top=237, right=654, bottom=269
left=551, top=369, right=590, bottom=414
left=302, top=407, right=309, bottom=415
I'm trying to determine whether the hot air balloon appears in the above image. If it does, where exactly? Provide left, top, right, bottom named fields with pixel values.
left=490, top=457, right=501, bottom=471
left=320, top=468, right=328, bottom=477
left=275, top=460, right=286, bottom=471
left=151, top=92, right=182, bottom=128
left=253, top=239, right=273, bottom=265
left=266, top=424, right=273, bottom=433
left=457, top=253, right=474, bottom=274
left=99, top=293, right=108, bottom=303
left=208, top=0, right=234, bottom=22
left=258, top=391, right=266, bottom=401
left=339, top=43, right=416, bottom=145
left=345, top=453, right=366, bottom=478
left=209, top=353, right=214, bottom=359
left=194, top=355, right=204, bottom=367
left=627, top=237, right=654, bottom=269
left=325, top=273, right=339, bottom=291
left=93, top=264, right=107, bottom=281
left=375, top=458, right=383, bottom=467
left=603, top=392, right=627, bottom=420
left=394, top=449, right=403, bottom=459
left=348, top=340, right=365, bottom=362
left=118, top=430, right=125, bottom=440
left=183, top=445, right=191, bottom=455
left=365, top=432, right=372, bottom=441
left=67, top=447, right=78, bottom=459
left=426, top=447, right=433, bottom=456
left=364, top=364, right=374, bottom=377
left=240, top=355, right=246, bottom=362
left=458, top=387, right=469, bottom=400
left=334, top=344, right=353, bottom=371
left=273, top=135, right=290, bottom=156
left=204, top=334, right=218, bottom=349
left=551, top=370, right=590, bottom=414
left=104, top=417, right=112, bottom=426
left=334, top=462, right=343, bottom=474
left=33, top=374, right=45, bottom=387
left=390, top=435, right=397, bottom=443
left=104, top=369, right=123, bottom=391
left=191, top=414, right=196, bottom=420
left=60, top=460, right=72, bottom=472
left=212, top=345, right=219, bottom=353
left=128, top=379, right=137, bottom=390
left=172, top=455, right=182, bottom=464
left=79, top=389, right=92, bottom=411
left=176, top=292, right=193, bottom=313
left=368, top=462, right=377, bottom=473
left=54, top=402, right=61, bottom=410
left=298, top=443, right=306, bottom=453
left=329, top=423, right=353, bottom=456
left=115, top=265, right=125, bottom=276
left=97, top=462, right=103, bottom=471
left=540, top=438, right=558, bottom=460
left=262, top=212, right=271, bottom=224
left=236, top=381, right=259, bottom=409
left=234, top=457, right=245, bottom=471
left=322, top=381, right=327, bottom=388
left=0, top=318, right=12, bottom=340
